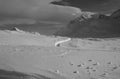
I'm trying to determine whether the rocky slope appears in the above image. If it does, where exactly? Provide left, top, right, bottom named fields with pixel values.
left=54, top=9, right=120, bottom=38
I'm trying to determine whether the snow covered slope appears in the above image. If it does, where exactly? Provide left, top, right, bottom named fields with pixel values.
left=0, top=31, right=120, bottom=79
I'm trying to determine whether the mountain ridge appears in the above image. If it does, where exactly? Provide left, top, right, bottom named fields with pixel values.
left=54, top=9, right=120, bottom=38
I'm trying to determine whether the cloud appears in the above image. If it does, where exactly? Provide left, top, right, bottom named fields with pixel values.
left=0, top=0, right=53, bottom=18
left=52, top=0, right=120, bottom=14
left=0, top=0, right=81, bottom=23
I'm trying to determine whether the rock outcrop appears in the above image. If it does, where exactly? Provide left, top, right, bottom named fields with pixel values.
left=54, top=9, right=120, bottom=38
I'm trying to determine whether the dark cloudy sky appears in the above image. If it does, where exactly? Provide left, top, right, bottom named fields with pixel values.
left=0, top=0, right=82, bottom=23
left=55, top=0, right=120, bottom=14
left=0, top=0, right=55, bottom=18
left=0, top=0, right=120, bottom=23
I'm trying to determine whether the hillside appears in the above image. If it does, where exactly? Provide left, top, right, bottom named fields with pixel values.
left=54, top=9, right=120, bottom=38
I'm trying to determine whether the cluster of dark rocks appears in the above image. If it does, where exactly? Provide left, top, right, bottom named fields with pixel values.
left=54, top=9, right=120, bottom=38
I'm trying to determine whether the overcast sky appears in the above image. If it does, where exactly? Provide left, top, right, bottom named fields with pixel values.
left=53, top=0, right=120, bottom=14
left=0, top=0, right=82, bottom=23
left=0, top=0, right=55, bottom=18
left=71, top=0, right=120, bottom=13
left=1, top=0, right=119, bottom=23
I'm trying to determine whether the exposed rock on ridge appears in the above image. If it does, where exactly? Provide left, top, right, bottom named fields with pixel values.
left=54, top=9, right=120, bottom=38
